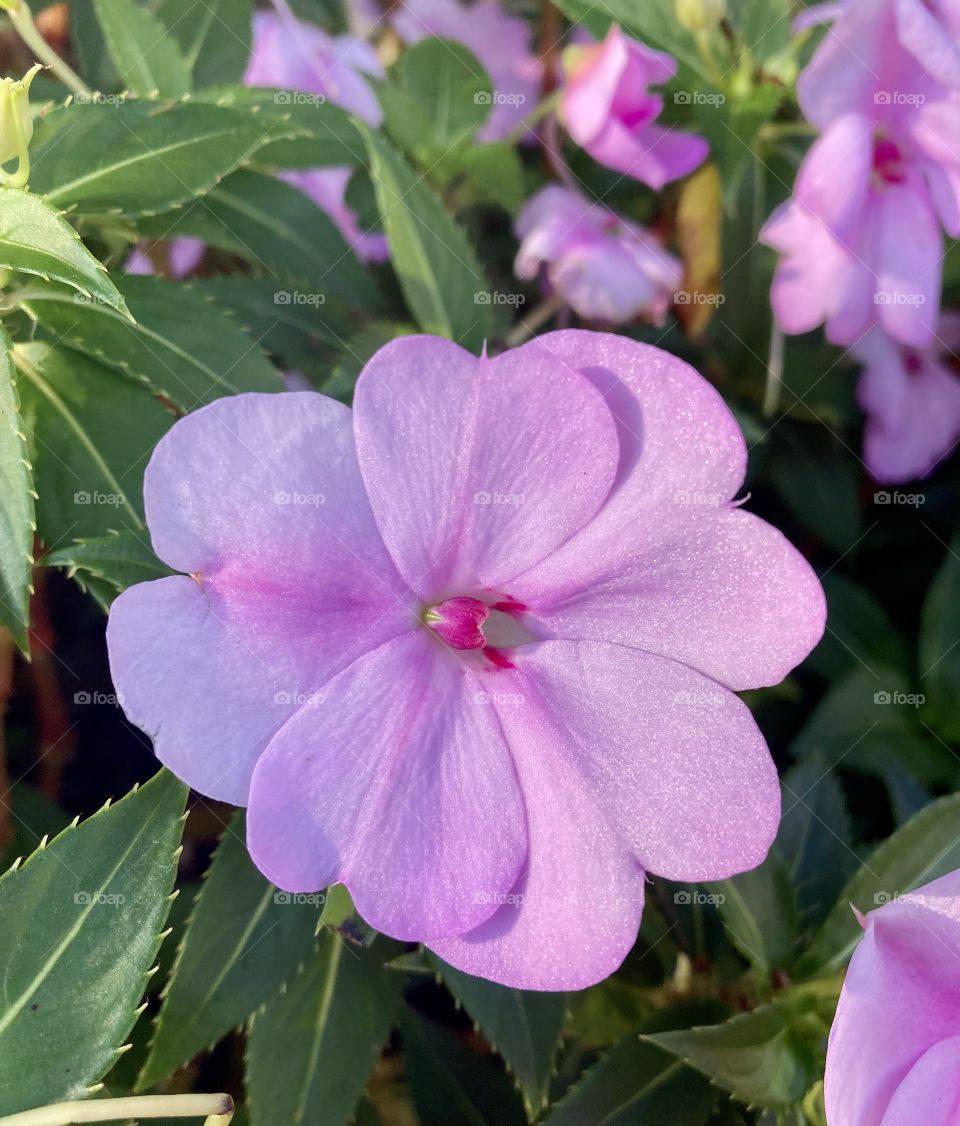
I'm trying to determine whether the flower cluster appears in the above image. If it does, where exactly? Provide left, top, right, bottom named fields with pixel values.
left=761, top=0, right=960, bottom=481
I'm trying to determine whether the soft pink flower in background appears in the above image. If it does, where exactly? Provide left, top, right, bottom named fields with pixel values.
left=124, top=237, right=205, bottom=280
left=107, top=331, right=824, bottom=990
left=825, top=869, right=960, bottom=1125
left=764, top=0, right=960, bottom=349
left=560, top=26, right=708, bottom=188
left=855, top=318, right=960, bottom=483
left=515, top=185, right=682, bottom=324
left=244, top=5, right=388, bottom=262
left=389, top=0, right=543, bottom=141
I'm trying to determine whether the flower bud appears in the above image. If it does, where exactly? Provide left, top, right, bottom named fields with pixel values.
left=675, top=0, right=726, bottom=33
left=0, top=63, right=41, bottom=184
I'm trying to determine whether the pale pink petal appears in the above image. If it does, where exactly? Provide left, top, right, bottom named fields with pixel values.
left=247, top=632, right=527, bottom=940
left=430, top=679, right=646, bottom=990
left=352, top=336, right=619, bottom=596
left=895, top=0, right=960, bottom=86
left=493, top=641, right=779, bottom=880
left=585, top=120, right=708, bottom=189
left=794, top=115, right=873, bottom=240
left=880, top=1037, right=960, bottom=1126
left=563, top=30, right=632, bottom=145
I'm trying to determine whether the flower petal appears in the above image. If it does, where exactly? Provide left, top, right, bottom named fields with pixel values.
left=504, top=331, right=824, bottom=689
left=247, top=632, right=527, bottom=940
left=109, top=392, right=413, bottom=803
left=430, top=688, right=645, bottom=990
left=493, top=641, right=780, bottom=881
left=880, top=1037, right=960, bottom=1126
left=825, top=870, right=960, bottom=1126
left=352, top=336, right=619, bottom=597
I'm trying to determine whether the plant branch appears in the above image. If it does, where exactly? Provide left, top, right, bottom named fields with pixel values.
left=0, top=1093, right=234, bottom=1126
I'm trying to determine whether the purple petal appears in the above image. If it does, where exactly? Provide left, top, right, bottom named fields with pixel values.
left=352, top=335, right=619, bottom=597
left=247, top=632, right=527, bottom=940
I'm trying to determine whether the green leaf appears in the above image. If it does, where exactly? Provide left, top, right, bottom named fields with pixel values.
left=0, top=325, right=34, bottom=653
left=545, top=1002, right=727, bottom=1126
left=362, top=127, right=490, bottom=352
left=644, top=996, right=825, bottom=1111
left=807, top=573, right=909, bottom=682
left=797, top=792, right=960, bottom=977
left=777, top=760, right=856, bottom=936
left=192, top=85, right=366, bottom=168
left=138, top=811, right=322, bottom=1089
left=246, top=934, right=404, bottom=1126
left=401, top=1007, right=527, bottom=1126
left=156, top=0, right=252, bottom=88
left=0, top=188, right=128, bottom=315
left=729, top=0, right=792, bottom=64
left=22, top=274, right=283, bottom=410
left=708, top=852, right=797, bottom=974
left=31, top=100, right=295, bottom=218
left=380, top=38, right=491, bottom=161
left=139, top=168, right=381, bottom=311
left=0, top=769, right=186, bottom=1115
left=428, top=954, right=566, bottom=1115
left=13, top=341, right=173, bottom=546
left=191, top=274, right=357, bottom=376
left=92, top=0, right=191, bottom=97
left=43, top=530, right=171, bottom=604
left=70, top=0, right=119, bottom=90
left=919, top=532, right=960, bottom=740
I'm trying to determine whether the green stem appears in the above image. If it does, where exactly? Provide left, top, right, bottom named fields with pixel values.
left=6, top=2, right=90, bottom=97
left=0, top=1094, right=234, bottom=1126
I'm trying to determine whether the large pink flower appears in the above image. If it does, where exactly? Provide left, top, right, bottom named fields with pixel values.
left=560, top=26, right=708, bottom=189
left=855, top=317, right=960, bottom=483
left=515, top=185, right=683, bottom=324
left=825, top=869, right=960, bottom=1125
left=244, top=7, right=388, bottom=263
left=389, top=0, right=543, bottom=141
left=107, top=332, right=824, bottom=990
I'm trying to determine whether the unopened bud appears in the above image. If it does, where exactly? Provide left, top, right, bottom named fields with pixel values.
left=676, top=0, right=726, bottom=33
left=0, top=63, right=42, bottom=186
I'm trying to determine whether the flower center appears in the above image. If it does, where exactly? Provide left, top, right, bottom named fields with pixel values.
left=424, top=596, right=490, bottom=650
left=872, top=136, right=906, bottom=185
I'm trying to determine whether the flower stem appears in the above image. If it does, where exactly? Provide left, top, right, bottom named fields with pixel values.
left=505, top=90, right=561, bottom=144
left=763, top=323, right=785, bottom=417
left=505, top=292, right=565, bottom=347
left=0, top=1093, right=234, bottom=1126
left=6, top=1, right=90, bottom=97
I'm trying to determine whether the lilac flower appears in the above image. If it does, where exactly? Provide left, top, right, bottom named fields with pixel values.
left=107, top=331, right=824, bottom=989
left=244, top=6, right=387, bottom=262
left=515, top=185, right=683, bottom=324
left=389, top=0, right=543, bottom=141
left=560, top=27, right=708, bottom=189
left=763, top=0, right=960, bottom=349
left=855, top=318, right=960, bottom=483
left=825, top=869, right=960, bottom=1125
